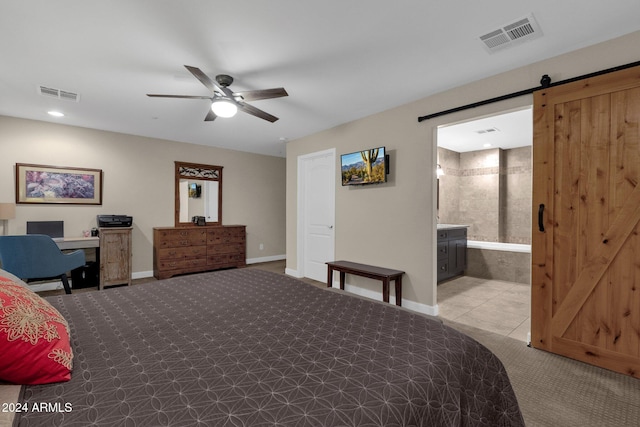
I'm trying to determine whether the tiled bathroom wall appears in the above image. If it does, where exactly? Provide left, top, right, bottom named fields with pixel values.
left=502, top=147, right=532, bottom=244
left=438, top=146, right=531, bottom=244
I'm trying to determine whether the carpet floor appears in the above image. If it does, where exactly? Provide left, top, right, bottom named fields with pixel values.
left=444, top=319, right=640, bottom=427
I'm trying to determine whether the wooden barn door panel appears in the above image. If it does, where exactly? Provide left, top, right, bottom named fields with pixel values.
left=532, top=66, right=640, bottom=377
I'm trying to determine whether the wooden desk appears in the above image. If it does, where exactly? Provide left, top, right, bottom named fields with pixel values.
left=55, top=237, right=100, bottom=290
left=326, top=260, right=405, bottom=306
left=55, top=237, right=99, bottom=250
left=55, top=231, right=132, bottom=290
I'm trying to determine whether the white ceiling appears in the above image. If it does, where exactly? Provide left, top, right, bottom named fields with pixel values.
left=437, top=107, right=533, bottom=153
left=1, top=1, right=639, bottom=158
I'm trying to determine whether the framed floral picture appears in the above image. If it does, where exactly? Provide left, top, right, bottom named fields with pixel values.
left=15, top=163, right=103, bottom=205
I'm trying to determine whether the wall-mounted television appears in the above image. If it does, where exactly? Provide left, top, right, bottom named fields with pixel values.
left=341, top=146, right=388, bottom=186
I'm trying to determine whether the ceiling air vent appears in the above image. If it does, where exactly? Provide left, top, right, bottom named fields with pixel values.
left=476, top=127, right=500, bottom=134
left=38, top=86, right=80, bottom=102
left=479, top=14, right=542, bottom=53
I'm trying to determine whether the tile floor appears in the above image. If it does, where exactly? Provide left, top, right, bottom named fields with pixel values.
left=437, top=275, right=531, bottom=342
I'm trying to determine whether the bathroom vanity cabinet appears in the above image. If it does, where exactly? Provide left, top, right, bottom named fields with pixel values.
left=437, top=225, right=467, bottom=283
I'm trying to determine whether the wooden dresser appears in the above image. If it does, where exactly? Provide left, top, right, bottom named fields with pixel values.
left=153, top=225, right=246, bottom=280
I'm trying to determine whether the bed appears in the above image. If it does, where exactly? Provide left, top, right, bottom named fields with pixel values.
left=6, top=268, right=524, bottom=426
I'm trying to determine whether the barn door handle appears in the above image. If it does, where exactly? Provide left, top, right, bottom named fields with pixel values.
left=538, top=204, right=545, bottom=232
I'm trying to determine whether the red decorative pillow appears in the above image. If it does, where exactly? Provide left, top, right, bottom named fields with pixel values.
left=0, top=277, right=73, bottom=384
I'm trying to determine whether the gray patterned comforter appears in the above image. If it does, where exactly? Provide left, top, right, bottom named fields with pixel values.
left=16, top=268, right=523, bottom=426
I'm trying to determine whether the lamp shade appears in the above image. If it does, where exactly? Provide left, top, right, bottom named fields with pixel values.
left=211, top=99, right=238, bottom=118
left=0, top=203, right=15, bottom=220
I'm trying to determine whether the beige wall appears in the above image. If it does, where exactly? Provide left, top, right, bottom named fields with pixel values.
left=286, top=30, right=640, bottom=312
left=0, top=116, right=286, bottom=276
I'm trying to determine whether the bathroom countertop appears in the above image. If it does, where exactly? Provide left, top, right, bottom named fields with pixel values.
left=437, top=224, right=470, bottom=230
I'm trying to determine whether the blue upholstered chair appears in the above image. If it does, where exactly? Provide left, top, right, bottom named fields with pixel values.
left=0, top=234, right=85, bottom=294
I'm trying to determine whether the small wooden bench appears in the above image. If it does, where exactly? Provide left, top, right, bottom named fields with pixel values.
left=326, top=260, right=405, bottom=306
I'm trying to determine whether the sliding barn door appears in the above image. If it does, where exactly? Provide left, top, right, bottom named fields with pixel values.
left=531, top=65, right=640, bottom=377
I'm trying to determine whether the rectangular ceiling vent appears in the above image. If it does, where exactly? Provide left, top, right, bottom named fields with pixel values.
left=476, top=127, right=500, bottom=134
left=479, top=14, right=542, bottom=53
left=38, top=86, right=80, bottom=102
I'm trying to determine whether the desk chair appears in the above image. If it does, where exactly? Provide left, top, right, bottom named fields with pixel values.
left=0, top=234, right=85, bottom=294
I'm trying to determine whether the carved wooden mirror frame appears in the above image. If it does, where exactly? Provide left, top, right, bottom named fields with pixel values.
left=175, top=161, right=223, bottom=227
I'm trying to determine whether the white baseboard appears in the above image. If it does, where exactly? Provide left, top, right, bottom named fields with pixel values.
left=285, top=268, right=302, bottom=278
left=132, top=270, right=154, bottom=279
left=328, top=280, right=439, bottom=317
left=246, top=254, right=286, bottom=265
left=27, top=281, right=65, bottom=293
left=28, top=258, right=285, bottom=293
left=28, top=270, right=154, bottom=293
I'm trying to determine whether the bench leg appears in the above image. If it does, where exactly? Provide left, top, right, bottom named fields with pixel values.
left=382, top=279, right=390, bottom=303
left=339, top=272, right=346, bottom=290
left=395, top=277, right=402, bottom=306
left=327, top=266, right=333, bottom=288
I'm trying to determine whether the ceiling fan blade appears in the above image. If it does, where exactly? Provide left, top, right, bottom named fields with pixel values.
left=147, top=94, right=212, bottom=99
left=239, top=102, right=279, bottom=123
left=184, top=65, right=219, bottom=93
left=234, top=88, right=288, bottom=102
left=204, top=109, right=217, bottom=121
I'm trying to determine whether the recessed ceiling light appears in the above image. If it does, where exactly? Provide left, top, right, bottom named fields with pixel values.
left=48, top=111, right=64, bottom=117
left=483, top=143, right=492, bottom=148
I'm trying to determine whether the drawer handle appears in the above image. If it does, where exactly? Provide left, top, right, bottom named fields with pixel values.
left=538, top=204, right=545, bottom=232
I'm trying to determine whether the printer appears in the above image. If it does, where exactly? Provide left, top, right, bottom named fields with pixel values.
left=97, top=215, right=133, bottom=228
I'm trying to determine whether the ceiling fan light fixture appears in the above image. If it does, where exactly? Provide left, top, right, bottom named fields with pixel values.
left=211, top=99, right=238, bottom=118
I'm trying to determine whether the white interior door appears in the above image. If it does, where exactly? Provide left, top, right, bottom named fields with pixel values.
left=298, top=149, right=335, bottom=282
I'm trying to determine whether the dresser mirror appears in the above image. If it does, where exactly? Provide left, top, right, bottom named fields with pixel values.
left=175, top=161, right=223, bottom=227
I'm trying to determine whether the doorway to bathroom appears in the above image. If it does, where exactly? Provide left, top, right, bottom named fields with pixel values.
left=435, top=107, right=532, bottom=341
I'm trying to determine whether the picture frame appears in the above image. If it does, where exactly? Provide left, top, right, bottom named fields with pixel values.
left=15, top=163, right=103, bottom=205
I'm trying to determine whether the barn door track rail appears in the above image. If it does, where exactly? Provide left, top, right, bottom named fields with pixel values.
left=417, top=59, right=640, bottom=122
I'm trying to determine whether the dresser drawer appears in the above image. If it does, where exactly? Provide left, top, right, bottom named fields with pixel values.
left=156, top=257, right=208, bottom=271
left=208, top=253, right=246, bottom=268
left=208, top=242, right=245, bottom=255
left=156, top=246, right=207, bottom=261
left=207, top=227, right=245, bottom=244
left=155, top=229, right=207, bottom=248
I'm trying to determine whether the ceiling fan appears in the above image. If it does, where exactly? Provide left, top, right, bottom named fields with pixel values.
left=147, top=65, right=288, bottom=122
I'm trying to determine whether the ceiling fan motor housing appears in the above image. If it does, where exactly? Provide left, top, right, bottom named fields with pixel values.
left=215, top=74, right=234, bottom=87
